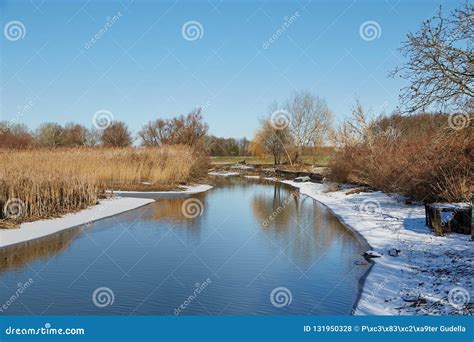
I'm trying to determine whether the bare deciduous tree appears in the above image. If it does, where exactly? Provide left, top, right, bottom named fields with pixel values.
left=0, top=122, right=33, bottom=149
left=138, top=109, right=208, bottom=147
left=283, top=90, right=333, bottom=161
left=62, top=123, right=88, bottom=146
left=392, top=3, right=474, bottom=113
left=100, top=121, right=133, bottom=147
left=35, top=123, right=64, bottom=148
left=85, top=127, right=102, bottom=146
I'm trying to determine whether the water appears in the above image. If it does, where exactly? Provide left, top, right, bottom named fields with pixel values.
left=0, top=178, right=369, bottom=315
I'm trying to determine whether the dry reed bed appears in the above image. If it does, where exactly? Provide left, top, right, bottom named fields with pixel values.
left=0, top=146, right=208, bottom=228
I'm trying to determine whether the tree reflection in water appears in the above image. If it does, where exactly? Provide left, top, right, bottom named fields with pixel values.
left=251, top=180, right=358, bottom=268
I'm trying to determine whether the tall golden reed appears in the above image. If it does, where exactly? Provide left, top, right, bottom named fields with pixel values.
left=0, top=145, right=208, bottom=228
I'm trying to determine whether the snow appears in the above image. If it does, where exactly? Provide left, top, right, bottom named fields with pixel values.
left=430, top=203, right=471, bottom=209
left=112, top=184, right=213, bottom=197
left=230, top=164, right=255, bottom=169
left=0, top=197, right=154, bottom=249
left=208, top=171, right=240, bottom=177
left=244, top=175, right=260, bottom=179
left=283, top=180, right=473, bottom=316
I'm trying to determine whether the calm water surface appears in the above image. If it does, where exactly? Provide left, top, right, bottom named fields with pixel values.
left=0, top=178, right=369, bottom=315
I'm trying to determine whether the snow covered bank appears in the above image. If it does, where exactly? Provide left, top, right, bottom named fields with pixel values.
left=0, top=184, right=213, bottom=249
left=208, top=171, right=240, bottom=177
left=283, top=180, right=473, bottom=316
left=112, top=184, right=213, bottom=198
left=0, top=197, right=154, bottom=249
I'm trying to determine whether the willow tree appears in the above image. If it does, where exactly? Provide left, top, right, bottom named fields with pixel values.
left=253, top=118, right=291, bottom=165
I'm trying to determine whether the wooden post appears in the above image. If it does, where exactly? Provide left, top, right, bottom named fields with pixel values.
left=471, top=194, right=474, bottom=241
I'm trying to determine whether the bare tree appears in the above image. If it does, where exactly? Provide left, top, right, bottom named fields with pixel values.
left=35, top=123, right=64, bottom=148
left=283, top=90, right=333, bottom=161
left=85, top=127, right=102, bottom=146
left=62, top=123, right=88, bottom=146
left=392, top=3, right=474, bottom=113
left=100, top=121, right=133, bottom=147
left=0, top=122, right=33, bottom=149
left=138, top=108, right=208, bottom=147
left=138, top=119, right=167, bottom=146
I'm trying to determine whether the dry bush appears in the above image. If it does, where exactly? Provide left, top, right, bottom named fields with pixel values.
left=0, top=145, right=209, bottom=227
left=330, top=110, right=473, bottom=202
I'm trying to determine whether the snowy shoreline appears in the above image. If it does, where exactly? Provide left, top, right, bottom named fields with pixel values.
left=0, top=184, right=213, bottom=249
left=283, top=180, right=472, bottom=316
left=112, top=184, right=214, bottom=198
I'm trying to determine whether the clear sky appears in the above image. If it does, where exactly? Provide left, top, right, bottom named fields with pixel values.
left=0, top=0, right=461, bottom=139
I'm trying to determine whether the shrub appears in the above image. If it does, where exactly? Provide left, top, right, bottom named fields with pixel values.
left=330, top=108, right=473, bottom=202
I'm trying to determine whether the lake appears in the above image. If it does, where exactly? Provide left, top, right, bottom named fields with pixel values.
left=0, top=178, right=369, bottom=315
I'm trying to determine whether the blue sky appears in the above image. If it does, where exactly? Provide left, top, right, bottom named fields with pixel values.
left=0, top=0, right=461, bottom=138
